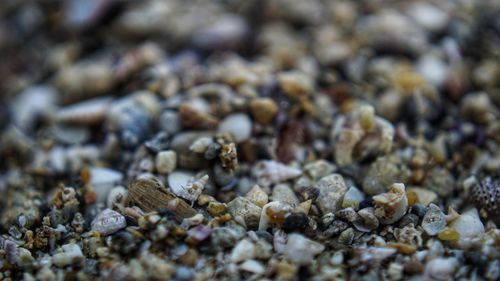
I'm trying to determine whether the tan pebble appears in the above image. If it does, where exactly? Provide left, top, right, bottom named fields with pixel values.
left=197, top=194, right=217, bottom=206
left=438, top=227, right=460, bottom=241
left=278, top=71, right=313, bottom=99
left=207, top=202, right=227, bottom=217
left=249, top=98, right=278, bottom=124
left=245, top=185, right=269, bottom=208
left=358, top=104, right=375, bottom=131
left=387, top=242, right=416, bottom=254
left=294, top=199, right=312, bottom=215
left=407, top=187, right=437, bottom=206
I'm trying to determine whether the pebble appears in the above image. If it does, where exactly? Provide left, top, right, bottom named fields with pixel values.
left=218, top=113, right=252, bottom=143
left=283, top=234, right=324, bottom=265
left=249, top=98, right=278, bottom=124
left=245, top=185, right=269, bottom=208
left=282, top=212, right=309, bottom=233
left=168, top=171, right=195, bottom=193
left=342, top=186, right=365, bottom=210
left=407, top=187, right=437, bottom=206
left=106, top=186, right=127, bottom=208
left=324, top=220, right=349, bottom=237
left=91, top=208, right=126, bottom=236
left=158, top=110, right=181, bottom=135
left=422, top=168, right=454, bottom=197
left=314, top=174, right=348, bottom=214
left=155, top=150, right=177, bottom=174
left=449, top=208, right=484, bottom=249
left=410, top=204, right=428, bottom=218
left=10, top=85, right=57, bottom=131
left=272, top=184, right=299, bottom=206
left=278, top=71, right=313, bottom=99
left=52, top=244, right=84, bottom=267
left=407, top=2, right=449, bottom=32
left=353, top=207, right=379, bottom=232
left=421, top=203, right=446, bottom=236
left=253, top=160, right=302, bottom=187
left=424, top=258, right=457, bottom=281
left=373, top=183, right=408, bottom=224
left=239, top=259, right=264, bottom=274
left=362, top=155, right=409, bottom=195
left=397, top=213, right=420, bottom=228
left=303, top=160, right=336, bottom=181
left=230, top=239, right=255, bottom=262
left=210, top=225, right=246, bottom=252
left=227, top=197, right=262, bottom=229
left=89, top=167, right=124, bottom=202
left=254, top=239, right=272, bottom=260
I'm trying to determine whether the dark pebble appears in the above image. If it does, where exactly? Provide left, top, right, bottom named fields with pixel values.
left=318, top=213, right=335, bottom=230
left=323, top=220, right=349, bottom=238
left=110, top=231, right=137, bottom=255
left=398, top=213, right=420, bottom=228
left=255, top=230, right=273, bottom=243
left=359, top=198, right=373, bottom=209
left=410, top=204, right=427, bottom=218
left=283, top=212, right=309, bottom=233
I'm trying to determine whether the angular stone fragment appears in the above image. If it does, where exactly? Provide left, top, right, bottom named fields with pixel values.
left=314, top=174, right=348, bottom=214
left=227, top=197, right=262, bottom=229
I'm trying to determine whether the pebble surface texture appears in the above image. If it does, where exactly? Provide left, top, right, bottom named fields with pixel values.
left=0, top=0, right=499, bottom=280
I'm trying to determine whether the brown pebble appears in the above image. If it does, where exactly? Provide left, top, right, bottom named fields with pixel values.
left=249, top=98, right=278, bottom=124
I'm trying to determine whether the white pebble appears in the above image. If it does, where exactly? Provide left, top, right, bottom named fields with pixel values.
left=283, top=234, right=325, bottom=265
left=231, top=239, right=255, bottom=263
left=91, top=208, right=126, bottom=236
left=239, top=259, right=264, bottom=274
left=155, top=150, right=177, bottom=174
left=218, top=113, right=252, bottom=143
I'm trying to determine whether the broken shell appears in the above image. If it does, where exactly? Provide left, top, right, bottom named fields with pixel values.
left=421, top=203, right=446, bottom=236
left=171, top=175, right=208, bottom=204
left=189, top=137, right=214, bottom=153
left=258, top=201, right=292, bottom=231
left=107, top=186, right=128, bottom=208
left=332, top=109, right=395, bottom=166
left=127, top=178, right=197, bottom=221
left=373, top=183, right=408, bottom=224
left=56, top=97, right=112, bottom=125
left=91, top=208, right=126, bottom=236
left=179, top=103, right=218, bottom=129
left=469, top=176, right=500, bottom=216
left=252, top=160, right=302, bottom=187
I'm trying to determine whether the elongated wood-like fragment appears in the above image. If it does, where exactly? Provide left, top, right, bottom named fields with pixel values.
left=127, top=178, right=197, bottom=222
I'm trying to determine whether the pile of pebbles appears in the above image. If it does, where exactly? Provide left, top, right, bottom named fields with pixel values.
left=0, top=0, right=499, bottom=280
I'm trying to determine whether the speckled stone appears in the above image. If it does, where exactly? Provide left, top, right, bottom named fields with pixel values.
left=227, top=197, right=262, bottom=229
